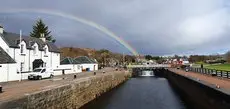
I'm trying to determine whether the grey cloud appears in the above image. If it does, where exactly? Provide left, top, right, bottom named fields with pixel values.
left=0, top=0, right=230, bottom=55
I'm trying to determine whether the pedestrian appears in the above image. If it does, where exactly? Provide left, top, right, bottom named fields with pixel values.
left=74, top=75, right=77, bottom=79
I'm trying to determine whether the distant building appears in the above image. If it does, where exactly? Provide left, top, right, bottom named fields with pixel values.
left=142, top=60, right=157, bottom=65
left=59, top=56, right=98, bottom=75
left=166, top=58, right=189, bottom=65
left=0, top=26, right=60, bottom=82
left=60, top=57, right=82, bottom=74
left=75, top=56, right=98, bottom=71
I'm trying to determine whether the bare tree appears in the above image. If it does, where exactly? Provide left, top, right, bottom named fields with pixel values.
left=225, top=51, right=230, bottom=63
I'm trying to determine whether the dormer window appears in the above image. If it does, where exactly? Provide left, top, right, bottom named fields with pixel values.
left=20, top=44, right=25, bottom=54
left=33, top=46, right=37, bottom=55
left=44, top=47, right=47, bottom=55
left=43, top=45, right=48, bottom=57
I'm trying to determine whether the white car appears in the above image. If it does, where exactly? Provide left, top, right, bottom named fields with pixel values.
left=28, top=68, right=54, bottom=80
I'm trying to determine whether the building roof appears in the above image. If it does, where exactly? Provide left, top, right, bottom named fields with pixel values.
left=74, top=56, right=97, bottom=64
left=1, top=32, right=60, bottom=53
left=0, top=47, right=16, bottom=64
left=60, top=57, right=81, bottom=65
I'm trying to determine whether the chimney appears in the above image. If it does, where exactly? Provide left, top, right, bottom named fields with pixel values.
left=40, top=33, right=46, bottom=42
left=0, top=26, right=4, bottom=34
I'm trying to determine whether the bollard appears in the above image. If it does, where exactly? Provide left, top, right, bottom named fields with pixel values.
left=103, top=71, right=105, bottom=74
left=0, top=85, right=2, bottom=93
left=94, top=72, right=96, bottom=75
left=74, top=75, right=77, bottom=79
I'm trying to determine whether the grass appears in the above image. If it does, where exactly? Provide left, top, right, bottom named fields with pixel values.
left=193, top=63, right=230, bottom=71
left=204, top=64, right=230, bottom=71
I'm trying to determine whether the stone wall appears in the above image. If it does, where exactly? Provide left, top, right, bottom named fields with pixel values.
left=0, top=72, right=131, bottom=109
left=160, top=69, right=230, bottom=109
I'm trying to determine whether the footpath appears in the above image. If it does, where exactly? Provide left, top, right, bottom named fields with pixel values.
left=169, top=68, right=230, bottom=94
left=0, top=68, right=120, bottom=102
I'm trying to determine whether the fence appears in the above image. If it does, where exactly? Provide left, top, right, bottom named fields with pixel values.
left=187, top=67, right=230, bottom=79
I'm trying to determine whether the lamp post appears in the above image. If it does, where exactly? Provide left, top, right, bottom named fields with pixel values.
left=19, top=30, right=22, bottom=82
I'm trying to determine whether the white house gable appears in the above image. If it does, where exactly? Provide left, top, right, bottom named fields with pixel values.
left=19, top=40, right=26, bottom=55
left=0, top=26, right=61, bottom=82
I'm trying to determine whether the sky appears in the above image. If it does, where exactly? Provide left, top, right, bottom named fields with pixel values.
left=0, top=0, right=230, bottom=56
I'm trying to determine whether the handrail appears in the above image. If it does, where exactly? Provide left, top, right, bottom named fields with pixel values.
left=187, top=67, right=230, bottom=79
left=128, top=64, right=171, bottom=68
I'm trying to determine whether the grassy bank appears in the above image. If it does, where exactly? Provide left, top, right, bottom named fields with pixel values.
left=192, top=63, right=230, bottom=71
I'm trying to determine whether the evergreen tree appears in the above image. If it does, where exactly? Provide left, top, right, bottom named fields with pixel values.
left=30, top=19, right=55, bottom=43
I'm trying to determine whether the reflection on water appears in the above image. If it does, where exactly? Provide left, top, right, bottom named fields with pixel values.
left=81, top=76, right=188, bottom=109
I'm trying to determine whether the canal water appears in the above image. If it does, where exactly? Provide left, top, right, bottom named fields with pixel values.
left=81, top=77, right=188, bottom=109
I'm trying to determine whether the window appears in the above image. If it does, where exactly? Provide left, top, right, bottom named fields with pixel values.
left=20, top=62, right=24, bottom=71
left=78, top=65, right=81, bottom=70
left=20, top=44, right=24, bottom=54
left=33, top=46, right=37, bottom=55
left=44, top=47, right=47, bottom=55
left=41, top=69, right=46, bottom=73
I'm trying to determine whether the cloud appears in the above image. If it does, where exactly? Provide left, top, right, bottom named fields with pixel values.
left=0, top=0, right=230, bottom=55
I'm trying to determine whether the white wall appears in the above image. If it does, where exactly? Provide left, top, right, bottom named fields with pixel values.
left=0, top=64, right=17, bottom=82
left=58, top=64, right=82, bottom=75
left=51, top=52, right=60, bottom=69
left=0, top=64, right=8, bottom=82
left=81, top=64, right=98, bottom=71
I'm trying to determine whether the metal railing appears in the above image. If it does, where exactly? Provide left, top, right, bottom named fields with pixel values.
left=187, top=67, right=230, bottom=79
left=128, top=64, right=171, bottom=68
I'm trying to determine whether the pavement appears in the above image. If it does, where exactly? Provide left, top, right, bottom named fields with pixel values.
left=0, top=67, right=123, bottom=102
left=169, top=68, right=230, bottom=94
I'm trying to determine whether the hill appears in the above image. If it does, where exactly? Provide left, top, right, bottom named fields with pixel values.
left=60, top=47, right=136, bottom=66
left=60, top=47, right=96, bottom=59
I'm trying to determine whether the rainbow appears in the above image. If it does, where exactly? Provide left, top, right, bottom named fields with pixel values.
left=0, top=9, right=139, bottom=56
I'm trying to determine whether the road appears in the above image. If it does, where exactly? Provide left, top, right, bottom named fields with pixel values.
left=0, top=67, right=122, bottom=102
left=169, top=68, right=230, bottom=94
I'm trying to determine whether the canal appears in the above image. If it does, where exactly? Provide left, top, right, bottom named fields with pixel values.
left=81, top=76, right=189, bottom=109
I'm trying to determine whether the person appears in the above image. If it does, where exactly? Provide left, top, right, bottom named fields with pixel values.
left=185, top=67, right=189, bottom=72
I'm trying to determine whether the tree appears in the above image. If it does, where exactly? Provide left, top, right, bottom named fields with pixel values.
left=225, top=51, right=230, bottom=63
left=145, top=55, right=152, bottom=60
left=96, top=49, right=111, bottom=66
left=30, top=19, right=55, bottom=43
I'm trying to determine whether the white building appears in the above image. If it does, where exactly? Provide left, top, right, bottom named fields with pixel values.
left=59, top=57, right=82, bottom=74
left=74, top=56, right=98, bottom=71
left=59, top=56, right=98, bottom=74
left=0, top=26, right=60, bottom=82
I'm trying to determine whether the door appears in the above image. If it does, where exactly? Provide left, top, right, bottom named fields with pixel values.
left=33, top=59, right=44, bottom=70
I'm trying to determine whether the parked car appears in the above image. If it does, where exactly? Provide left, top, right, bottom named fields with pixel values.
left=28, top=68, right=54, bottom=80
